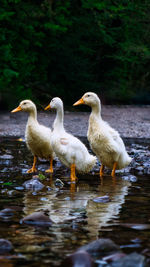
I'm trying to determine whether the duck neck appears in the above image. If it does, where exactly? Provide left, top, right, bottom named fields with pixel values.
left=27, top=109, right=38, bottom=125
left=90, top=102, right=102, bottom=121
left=53, top=106, right=64, bottom=132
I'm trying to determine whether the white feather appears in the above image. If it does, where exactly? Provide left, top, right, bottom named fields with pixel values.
left=49, top=97, right=96, bottom=173
left=78, top=92, right=132, bottom=170
left=18, top=100, right=54, bottom=160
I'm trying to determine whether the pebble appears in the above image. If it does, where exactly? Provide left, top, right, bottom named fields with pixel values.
left=93, top=195, right=110, bottom=203
left=20, top=211, right=53, bottom=227
left=23, top=177, right=44, bottom=191
left=0, top=239, right=13, bottom=254
left=78, top=238, right=120, bottom=256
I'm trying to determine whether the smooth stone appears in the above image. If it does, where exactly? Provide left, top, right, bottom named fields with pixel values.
left=93, top=195, right=110, bottom=203
left=55, top=179, right=64, bottom=187
left=122, top=175, right=137, bottom=182
left=111, top=252, right=147, bottom=267
left=23, top=178, right=44, bottom=191
left=21, top=211, right=53, bottom=227
left=78, top=238, right=120, bottom=256
left=0, top=208, right=14, bottom=217
left=102, top=252, right=126, bottom=262
left=61, top=251, right=94, bottom=267
left=0, top=154, right=13, bottom=159
left=0, top=239, right=13, bottom=254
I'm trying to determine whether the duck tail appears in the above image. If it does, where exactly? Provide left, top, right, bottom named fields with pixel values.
left=118, top=152, right=132, bottom=169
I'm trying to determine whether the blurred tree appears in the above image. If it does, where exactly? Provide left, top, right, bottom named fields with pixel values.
left=0, top=0, right=150, bottom=109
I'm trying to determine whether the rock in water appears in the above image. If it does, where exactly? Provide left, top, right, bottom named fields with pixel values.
left=78, top=238, right=120, bottom=256
left=111, top=252, right=147, bottom=267
left=61, top=251, right=94, bottom=267
left=21, top=211, right=53, bottom=227
left=0, top=239, right=13, bottom=254
left=23, top=177, right=44, bottom=191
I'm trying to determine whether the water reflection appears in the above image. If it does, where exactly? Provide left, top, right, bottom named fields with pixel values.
left=2, top=137, right=150, bottom=266
left=23, top=174, right=131, bottom=239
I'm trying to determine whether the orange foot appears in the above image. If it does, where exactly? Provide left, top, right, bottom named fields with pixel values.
left=27, top=167, right=37, bottom=173
left=45, top=168, right=53, bottom=173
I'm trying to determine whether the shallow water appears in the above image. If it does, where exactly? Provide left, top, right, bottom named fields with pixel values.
left=0, top=137, right=150, bottom=266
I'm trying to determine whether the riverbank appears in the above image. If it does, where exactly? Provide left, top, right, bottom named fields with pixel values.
left=0, top=105, right=150, bottom=138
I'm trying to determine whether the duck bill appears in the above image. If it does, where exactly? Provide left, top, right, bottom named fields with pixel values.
left=73, top=98, right=85, bottom=106
left=44, top=104, right=51, bottom=111
left=11, top=106, right=22, bottom=113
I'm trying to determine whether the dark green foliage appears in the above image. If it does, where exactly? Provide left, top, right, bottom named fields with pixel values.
left=0, top=0, right=150, bottom=109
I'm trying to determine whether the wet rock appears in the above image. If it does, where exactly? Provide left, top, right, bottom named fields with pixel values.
left=61, top=251, right=94, bottom=267
left=55, top=179, right=64, bottom=188
left=130, top=161, right=140, bottom=169
left=143, top=163, right=150, bottom=175
left=131, top=238, right=142, bottom=244
left=121, top=223, right=150, bottom=230
left=134, top=166, right=144, bottom=175
left=14, top=186, right=24, bottom=191
left=0, top=189, right=8, bottom=194
left=7, top=190, right=16, bottom=196
left=93, top=195, right=110, bottom=203
left=46, top=186, right=53, bottom=191
left=21, top=211, right=53, bottom=227
left=69, top=208, right=86, bottom=217
left=111, top=252, right=147, bottom=267
left=78, top=239, right=120, bottom=256
left=122, top=175, right=137, bottom=182
left=118, top=166, right=132, bottom=174
left=142, top=248, right=150, bottom=257
left=0, top=239, right=13, bottom=254
left=102, top=252, right=126, bottom=262
left=0, top=208, right=14, bottom=218
left=0, top=154, right=13, bottom=160
left=23, top=177, right=44, bottom=191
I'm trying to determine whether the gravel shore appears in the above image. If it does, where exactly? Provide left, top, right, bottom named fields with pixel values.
left=0, top=106, right=150, bottom=138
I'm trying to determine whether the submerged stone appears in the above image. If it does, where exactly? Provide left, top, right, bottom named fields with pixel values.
left=0, top=239, right=13, bottom=254
left=111, top=252, right=147, bottom=267
left=21, top=211, right=53, bottom=227
left=122, top=175, right=137, bottom=182
left=55, top=178, right=64, bottom=188
left=23, top=177, right=44, bottom=191
left=0, top=154, right=13, bottom=160
left=93, top=195, right=110, bottom=203
left=134, top=166, right=144, bottom=175
left=78, top=238, right=120, bottom=256
left=121, top=223, right=150, bottom=230
left=61, top=251, right=94, bottom=267
left=0, top=208, right=14, bottom=217
left=102, top=252, right=126, bottom=262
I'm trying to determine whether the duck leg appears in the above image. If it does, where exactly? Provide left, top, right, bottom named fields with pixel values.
left=100, top=164, right=105, bottom=177
left=27, top=156, right=37, bottom=173
left=111, top=162, right=117, bottom=177
left=70, top=163, right=77, bottom=182
left=45, top=157, right=53, bottom=173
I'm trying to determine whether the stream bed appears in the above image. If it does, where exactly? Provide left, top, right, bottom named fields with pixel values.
left=0, top=137, right=150, bottom=266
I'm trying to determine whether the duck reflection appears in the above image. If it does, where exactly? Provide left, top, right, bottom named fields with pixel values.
left=22, top=174, right=131, bottom=239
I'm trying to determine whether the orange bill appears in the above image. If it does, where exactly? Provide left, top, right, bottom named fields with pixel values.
left=44, top=104, right=51, bottom=110
left=11, top=106, right=22, bottom=113
left=73, top=98, right=84, bottom=106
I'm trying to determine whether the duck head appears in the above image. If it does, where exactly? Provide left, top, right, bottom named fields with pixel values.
left=45, top=97, right=63, bottom=111
left=73, top=92, right=100, bottom=108
left=11, top=100, right=36, bottom=113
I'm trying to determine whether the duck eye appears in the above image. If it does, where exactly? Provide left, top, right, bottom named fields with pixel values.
left=24, top=102, right=26, bottom=105
left=87, top=94, right=90, bottom=97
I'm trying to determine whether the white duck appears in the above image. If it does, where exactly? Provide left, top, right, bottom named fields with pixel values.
left=73, top=92, right=132, bottom=177
left=11, top=100, right=55, bottom=173
left=45, top=97, right=96, bottom=182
